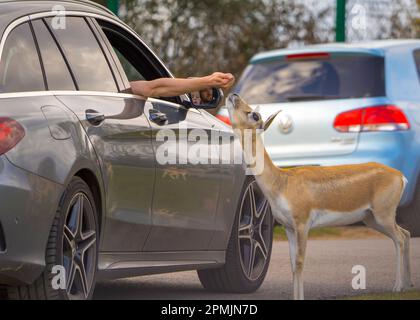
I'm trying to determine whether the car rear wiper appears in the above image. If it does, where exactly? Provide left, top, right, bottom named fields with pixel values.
left=285, top=95, right=339, bottom=102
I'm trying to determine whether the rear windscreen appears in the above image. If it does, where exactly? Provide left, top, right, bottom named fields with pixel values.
left=234, top=54, right=386, bottom=104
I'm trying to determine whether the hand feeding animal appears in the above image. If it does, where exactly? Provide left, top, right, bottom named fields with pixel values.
left=226, top=93, right=413, bottom=300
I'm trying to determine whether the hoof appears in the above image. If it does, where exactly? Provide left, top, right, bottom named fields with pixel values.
left=393, top=284, right=412, bottom=293
left=393, top=285, right=404, bottom=293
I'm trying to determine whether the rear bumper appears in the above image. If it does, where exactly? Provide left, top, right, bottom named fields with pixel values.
left=271, top=131, right=419, bottom=207
left=0, top=156, right=63, bottom=285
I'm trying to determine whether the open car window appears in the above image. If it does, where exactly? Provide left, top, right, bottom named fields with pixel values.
left=95, top=19, right=180, bottom=104
left=112, top=46, right=145, bottom=82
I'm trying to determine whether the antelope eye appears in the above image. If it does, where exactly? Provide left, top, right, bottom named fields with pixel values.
left=251, top=112, right=261, bottom=122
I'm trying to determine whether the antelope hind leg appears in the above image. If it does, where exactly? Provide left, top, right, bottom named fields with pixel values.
left=364, top=212, right=412, bottom=292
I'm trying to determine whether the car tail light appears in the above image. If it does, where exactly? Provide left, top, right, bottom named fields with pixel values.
left=0, top=117, right=25, bottom=155
left=334, top=105, right=410, bottom=133
left=286, top=52, right=330, bottom=60
left=216, top=114, right=232, bottom=126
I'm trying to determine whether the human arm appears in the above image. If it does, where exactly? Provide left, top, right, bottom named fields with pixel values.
left=130, top=72, right=235, bottom=98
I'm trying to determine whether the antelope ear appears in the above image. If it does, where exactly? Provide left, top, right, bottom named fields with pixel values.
left=264, top=111, right=281, bottom=131
left=254, top=105, right=261, bottom=113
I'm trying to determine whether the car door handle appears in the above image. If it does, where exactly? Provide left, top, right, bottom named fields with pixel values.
left=86, top=109, right=105, bottom=126
left=149, top=109, right=168, bottom=125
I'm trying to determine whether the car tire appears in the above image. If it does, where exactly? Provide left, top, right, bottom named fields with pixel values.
left=198, top=177, right=273, bottom=293
left=399, top=184, right=420, bottom=238
left=0, top=285, right=7, bottom=299
left=6, top=177, right=99, bottom=300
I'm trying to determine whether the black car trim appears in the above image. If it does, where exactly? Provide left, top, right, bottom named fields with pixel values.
left=40, top=18, right=79, bottom=91
left=88, top=17, right=127, bottom=93
left=84, top=16, right=120, bottom=93
left=28, top=20, right=48, bottom=91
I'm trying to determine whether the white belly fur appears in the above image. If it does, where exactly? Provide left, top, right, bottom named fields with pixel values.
left=271, top=195, right=295, bottom=228
left=271, top=195, right=370, bottom=229
left=310, top=207, right=370, bottom=229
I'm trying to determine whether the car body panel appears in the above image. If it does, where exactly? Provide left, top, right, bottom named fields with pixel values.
left=3, top=95, right=97, bottom=185
left=385, top=48, right=420, bottom=101
left=250, top=40, right=420, bottom=64
left=258, top=97, right=391, bottom=160
left=205, top=114, right=247, bottom=250
left=0, top=154, right=63, bottom=285
left=143, top=100, right=222, bottom=252
left=56, top=94, right=155, bottom=253
left=97, top=250, right=225, bottom=280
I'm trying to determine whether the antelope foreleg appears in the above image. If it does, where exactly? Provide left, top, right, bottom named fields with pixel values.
left=286, top=225, right=308, bottom=300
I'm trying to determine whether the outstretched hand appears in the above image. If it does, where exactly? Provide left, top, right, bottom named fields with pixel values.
left=130, top=72, right=236, bottom=98
left=207, top=72, right=235, bottom=90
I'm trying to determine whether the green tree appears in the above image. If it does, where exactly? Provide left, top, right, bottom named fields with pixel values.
left=116, top=0, right=330, bottom=78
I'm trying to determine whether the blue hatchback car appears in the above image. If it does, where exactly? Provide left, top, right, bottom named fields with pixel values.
left=217, top=40, right=420, bottom=236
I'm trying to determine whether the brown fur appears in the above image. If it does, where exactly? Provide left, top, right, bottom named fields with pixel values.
left=227, top=94, right=412, bottom=300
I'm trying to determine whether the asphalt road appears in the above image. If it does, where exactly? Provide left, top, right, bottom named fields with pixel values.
left=93, top=239, right=420, bottom=300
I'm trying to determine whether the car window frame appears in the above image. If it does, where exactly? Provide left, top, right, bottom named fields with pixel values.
left=414, top=49, right=420, bottom=84
left=28, top=20, right=48, bottom=91
left=93, top=18, right=185, bottom=105
left=98, top=20, right=169, bottom=82
left=87, top=17, right=126, bottom=92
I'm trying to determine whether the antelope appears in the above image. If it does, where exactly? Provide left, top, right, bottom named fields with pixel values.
left=226, top=93, right=413, bottom=300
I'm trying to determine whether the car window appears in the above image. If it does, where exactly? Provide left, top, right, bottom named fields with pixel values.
left=414, top=49, right=420, bottom=83
left=99, top=24, right=158, bottom=82
left=113, top=46, right=145, bottom=82
left=46, top=17, right=117, bottom=92
left=97, top=22, right=180, bottom=104
left=235, top=54, right=386, bottom=104
left=0, top=23, right=45, bottom=93
left=32, top=19, right=76, bottom=91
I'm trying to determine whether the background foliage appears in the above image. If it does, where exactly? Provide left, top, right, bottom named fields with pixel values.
left=93, top=0, right=420, bottom=78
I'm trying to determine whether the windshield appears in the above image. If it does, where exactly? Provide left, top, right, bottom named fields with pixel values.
left=234, top=54, right=386, bottom=104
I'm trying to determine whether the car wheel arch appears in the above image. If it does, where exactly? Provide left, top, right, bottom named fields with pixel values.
left=74, top=169, right=104, bottom=236
left=57, top=160, right=106, bottom=239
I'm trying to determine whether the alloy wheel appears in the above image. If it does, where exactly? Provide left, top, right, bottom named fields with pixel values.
left=238, top=181, right=272, bottom=281
left=62, top=193, right=97, bottom=300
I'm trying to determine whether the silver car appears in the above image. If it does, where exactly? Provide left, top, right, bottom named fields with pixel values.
left=218, top=40, right=420, bottom=236
left=0, top=0, right=273, bottom=300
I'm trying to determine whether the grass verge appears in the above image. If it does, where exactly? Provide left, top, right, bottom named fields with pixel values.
left=346, top=291, right=420, bottom=300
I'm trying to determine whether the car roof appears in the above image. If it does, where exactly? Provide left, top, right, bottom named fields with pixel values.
left=0, top=0, right=114, bottom=14
left=0, top=0, right=116, bottom=36
left=251, top=39, right=420, bottom=64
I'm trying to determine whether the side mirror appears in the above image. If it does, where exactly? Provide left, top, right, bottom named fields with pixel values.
left=185, top=88, right=224, bottom=109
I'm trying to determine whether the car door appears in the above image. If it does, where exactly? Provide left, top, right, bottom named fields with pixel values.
left=143, top=99, right=221, bottom=251
left=37, top=16, right=155, bottom=252
left=94, top=18, right=222, bottom=251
